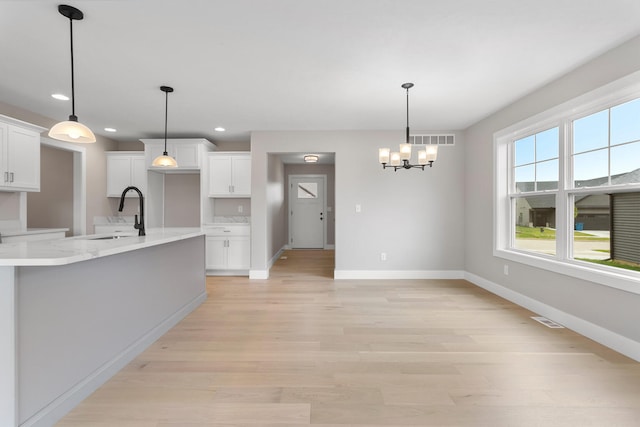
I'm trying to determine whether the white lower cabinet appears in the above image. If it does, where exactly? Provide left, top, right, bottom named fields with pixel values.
left=205, top=225, right=250, bottom=273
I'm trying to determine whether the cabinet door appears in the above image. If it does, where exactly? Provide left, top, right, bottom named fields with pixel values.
left=106, top=156, right=132, bottom=197
left=206, top=236, right=228, bottom=269
left=231, top=156, right=251, bottom=196
left=209, top=156, right=233, bottom=196
left=227, top=236, right=250, bottom=270
left=173, top=143, right=199, bottom=168
left=0, top=122, right=7, bottom=185
left=6, top=125, right=40, bottom=191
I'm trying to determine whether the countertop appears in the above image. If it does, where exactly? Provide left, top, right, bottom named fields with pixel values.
left=0, top=227, right=204, bottom=267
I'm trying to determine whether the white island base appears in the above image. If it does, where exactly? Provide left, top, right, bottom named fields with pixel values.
left=0, top=230, right=206, bottom=427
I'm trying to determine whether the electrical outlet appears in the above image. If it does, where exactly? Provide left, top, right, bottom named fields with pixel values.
left=381, top=252, right=387, bottom=261
left=238, top=205, right=243, bottom=213
left=355, top=204, right=361, bottom=213
left=504, top=264, right=509, bottom=275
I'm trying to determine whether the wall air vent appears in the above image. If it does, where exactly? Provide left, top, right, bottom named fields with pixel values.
left=409, top=134, right=455, bottom=145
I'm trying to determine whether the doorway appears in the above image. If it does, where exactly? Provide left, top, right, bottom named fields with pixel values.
left=288, top=174, right=327, bottom=249
left=33, top=138, right=86, bottom=235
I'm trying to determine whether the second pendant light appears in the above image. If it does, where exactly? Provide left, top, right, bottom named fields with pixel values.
left=151, top=85, right=178, bottom=167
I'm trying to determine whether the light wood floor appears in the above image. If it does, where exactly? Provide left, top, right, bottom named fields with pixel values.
left=57, top=250, right=640, bottom=426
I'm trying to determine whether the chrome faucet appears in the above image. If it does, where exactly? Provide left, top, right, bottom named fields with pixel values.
left=118, top=186, right=145, bottom=236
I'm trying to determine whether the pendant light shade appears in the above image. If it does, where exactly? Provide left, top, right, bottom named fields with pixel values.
left=49, top=5, right=95, bottom=143
left=151, top=86, right=178, bottom=168
left=49, top=119, right=95, bottom=143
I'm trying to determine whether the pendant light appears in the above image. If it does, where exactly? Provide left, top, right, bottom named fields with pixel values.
left=151, top=86, right=178, bottom=167
left=378, top=83, right=437, bottom=171
left=49, top=5, right=96, bottom=143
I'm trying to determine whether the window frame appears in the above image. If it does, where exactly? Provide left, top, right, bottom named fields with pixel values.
left=494, top=72, right=640, bottom=295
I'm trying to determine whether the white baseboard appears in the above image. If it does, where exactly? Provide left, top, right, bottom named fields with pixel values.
left=334, top=270, right=465, bottom=280
left=23, top=291, right=207, bottom=427
left=464, top=272, right=640, bottom=362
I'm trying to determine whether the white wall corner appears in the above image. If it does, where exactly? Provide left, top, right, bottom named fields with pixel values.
left=464, top=271, right=640, bottom=363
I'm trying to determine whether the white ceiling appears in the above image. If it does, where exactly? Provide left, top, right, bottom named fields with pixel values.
left=2, top=0, right=640, bottom=145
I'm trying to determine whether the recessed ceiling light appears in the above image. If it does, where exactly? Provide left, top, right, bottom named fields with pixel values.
left=104, top=127, right=117, bottom=132
left=214, top=127, right=225, bottom=132
left=51, top=93, right=69, bottom=101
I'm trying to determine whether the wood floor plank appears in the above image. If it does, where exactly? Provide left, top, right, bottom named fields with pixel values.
left=56, top=249, right=640, bottom=426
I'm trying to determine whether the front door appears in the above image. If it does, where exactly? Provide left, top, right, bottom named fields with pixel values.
left=289, top=175, right=326, bottom=249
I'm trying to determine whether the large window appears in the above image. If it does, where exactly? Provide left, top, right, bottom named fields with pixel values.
left=495, top=80, right=640, bottom=293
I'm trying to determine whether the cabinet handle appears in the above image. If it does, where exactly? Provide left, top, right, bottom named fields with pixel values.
left=3, top=172, right=7, bottom=183
left=10, top=172, right=14, bottom=183
left=231, top=185, right=235, bottom=193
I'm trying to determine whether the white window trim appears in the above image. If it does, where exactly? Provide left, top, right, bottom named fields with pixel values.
left=494, top=70, right=640, bottom=295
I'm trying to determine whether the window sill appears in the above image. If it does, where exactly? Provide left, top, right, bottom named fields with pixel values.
left=494, top=248, right=640, bottom=295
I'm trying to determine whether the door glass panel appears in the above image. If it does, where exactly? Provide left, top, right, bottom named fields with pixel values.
left=297, top=183, right=318, bottom=199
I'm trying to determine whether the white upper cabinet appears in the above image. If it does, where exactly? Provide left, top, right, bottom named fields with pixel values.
left=140, top=138, right=216, bottom=171
left=0, top=115, right=45, bottom=192
left=208, top=153, right=251, bottom=197
left=106, top=152, right=146, bottom=197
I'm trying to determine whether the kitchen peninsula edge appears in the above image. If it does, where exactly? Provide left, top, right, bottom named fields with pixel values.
left=0, top=228, right=207, bottom=427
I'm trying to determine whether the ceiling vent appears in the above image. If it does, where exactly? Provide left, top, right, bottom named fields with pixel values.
left=409, top=134, right=455, bottom=145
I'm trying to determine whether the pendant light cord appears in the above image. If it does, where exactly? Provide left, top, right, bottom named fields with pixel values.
left=69, top=16, right=76, bottom=120
left=405, top=85, right=410, bottom=145
left=164, top=89, right=169, bottom=155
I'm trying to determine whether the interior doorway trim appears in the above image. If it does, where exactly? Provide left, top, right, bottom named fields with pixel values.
left=40, top=137, right=87, bottom=235
left=288, top=174, right=327, bottom=249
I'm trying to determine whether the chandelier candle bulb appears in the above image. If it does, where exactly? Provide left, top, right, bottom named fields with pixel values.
left=379, top=148, right=390, bottom=164
left=418, top=149, right=428, bottom=165
left=399, top=143, right=412, bottom=160
left=390, top=152, right=401, bottom=166
left=426, top=145, right=438, bottom=162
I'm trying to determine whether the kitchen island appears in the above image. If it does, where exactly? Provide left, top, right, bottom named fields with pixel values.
left=0, top=228, right=206, bottom=427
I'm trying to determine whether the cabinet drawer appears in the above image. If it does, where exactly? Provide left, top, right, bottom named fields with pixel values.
left=204, top=225, right=250, bottom=236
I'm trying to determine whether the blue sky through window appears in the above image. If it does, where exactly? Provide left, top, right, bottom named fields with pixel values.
left=611, top=98, right=640, bottom=146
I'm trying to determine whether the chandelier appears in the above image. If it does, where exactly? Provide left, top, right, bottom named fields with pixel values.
left=378, top=83, right=437, bottom=171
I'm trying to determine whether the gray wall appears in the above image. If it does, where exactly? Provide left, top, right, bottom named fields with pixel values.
left=251, top=131, right=465, bottom=273
left=27, top=145, right=74, bottom=236
left=464, top=35, right=640, bottom=347
left=164, top=174, right=201, bottom=227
